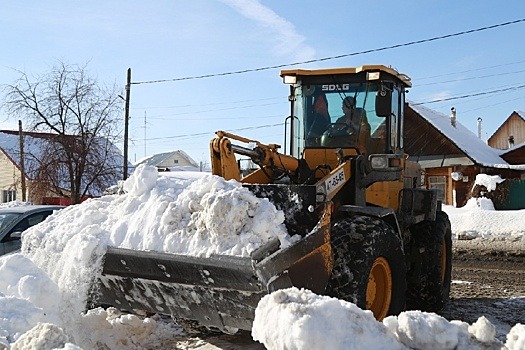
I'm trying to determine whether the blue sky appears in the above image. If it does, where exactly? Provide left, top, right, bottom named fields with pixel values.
left=2, top=1, right=525, bottom=165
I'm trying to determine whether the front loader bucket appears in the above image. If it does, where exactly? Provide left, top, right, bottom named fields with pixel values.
left=90, top=205, right=333, bottom=331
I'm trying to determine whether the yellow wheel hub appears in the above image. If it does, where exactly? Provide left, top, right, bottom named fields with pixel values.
left=366, top=257, right=392, bottom=320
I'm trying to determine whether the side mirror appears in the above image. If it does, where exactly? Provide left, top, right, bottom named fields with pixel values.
left=2, top=231, right=22, bottom=242
left=10, top=231, right=23, bottom=240
left=375, top=90, right=392, bottom=117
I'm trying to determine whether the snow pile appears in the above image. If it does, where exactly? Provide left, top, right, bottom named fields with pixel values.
left=444, top=203, right=525, bottom=240
left=463, top=196, right=496, bottom=210
left=444, top=174, right=525, bottom=240
left=506, top=324, right=525, bottom=350
left=474, top=173, right=505, bottom=192
left=0, top=201, right=33, bottom=208
left=252, top=288, right=406, bottom=349
left=0, top=164, right=524, bottom=349
left=253, top=287, right=523, bottom=350
left=1, top=164, right=293, bottom=348
left=459, top=174, right=505, bottom=211
left=24, top=164, right=292, bottom=260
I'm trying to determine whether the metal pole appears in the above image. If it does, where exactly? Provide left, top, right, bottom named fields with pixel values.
left=288, top=85, right=295, bottom=156
left=18, top=120, right=26, bottom=201
left=123, top=68, right=131, bottom=180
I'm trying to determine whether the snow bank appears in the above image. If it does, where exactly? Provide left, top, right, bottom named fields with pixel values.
left=443, top=173, right=525, bottom=240
left=48, top=164, right=289, bottom=258
left=506, top=324, right=525, bottom=350
left=443, top=202, right=525, bottom=241
left=253, top=287, right=519, bottom=350
left=447, top=208, right=525, bottom=240
left=252, top=288, right=406, bottom=350
left=0, top=201, right=33, bottom=208
left=1, top=164, right=294, bottom=348
left=1, top=164, right=524, bottom=349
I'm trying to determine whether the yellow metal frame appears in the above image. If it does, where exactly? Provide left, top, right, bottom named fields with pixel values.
left=280, top=65, right=412, bottom=87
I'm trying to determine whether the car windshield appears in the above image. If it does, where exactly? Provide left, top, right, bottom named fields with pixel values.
left=0, top=213, right=21, bottom=233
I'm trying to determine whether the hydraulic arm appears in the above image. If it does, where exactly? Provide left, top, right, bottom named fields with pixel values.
left=210, top=131, right=300, bottom=183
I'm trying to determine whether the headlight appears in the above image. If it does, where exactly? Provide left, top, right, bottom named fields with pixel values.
left=370, top=155, right=389, bottom=169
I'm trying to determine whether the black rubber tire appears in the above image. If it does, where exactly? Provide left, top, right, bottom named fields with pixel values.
left=325, top=215, right=406, bottom=320
left=406, top=211, right=452, bottom=312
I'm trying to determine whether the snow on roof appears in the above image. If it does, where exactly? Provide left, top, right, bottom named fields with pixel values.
left=134, top=150, right=198, bottom=168
left=499, top=139, right=525, bottom=155
left=0, top=130, right=127, bottom=194
left=0, top=131, right=48, bottom=178
left=408, top=103, right=513, bottom=167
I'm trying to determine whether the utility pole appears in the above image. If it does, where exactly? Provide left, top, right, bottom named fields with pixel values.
left=123, top=68, right=131, bottom=180
left=18, top=120, right=26, bottom=201
left=144, top=111, right=147, bottom=157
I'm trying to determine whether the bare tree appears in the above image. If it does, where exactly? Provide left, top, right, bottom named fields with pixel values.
left=3, top=62, right=123, bottom=204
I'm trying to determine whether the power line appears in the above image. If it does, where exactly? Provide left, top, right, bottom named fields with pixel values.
left=461, top=96, right=525, bottom=114
left=130, top=96, right=282, bottom=110
left=129, top=60, right=525, bottom=112
left=146, top=102, right=286, bottom=119
left=414, top=59, right=525, bottom=80
left=131, top=18, right=525, bottom=85
left=416, top=68, right=525, bottom=87
left=138, top=84, right=525, bottom=142
left=411, top=84, right=525, bottom=105
left=130, top=59, right=525, bottom=111
left=147, top=114, right=284, bottom=121
left=144, top=122, right=283, bottom=141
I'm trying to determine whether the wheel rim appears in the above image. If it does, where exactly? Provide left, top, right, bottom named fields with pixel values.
left=366, top=257, right=392, bottom=320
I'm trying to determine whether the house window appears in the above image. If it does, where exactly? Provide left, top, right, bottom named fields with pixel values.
left=173, top=159, right=179, bottom=164
left=2, top=190, right=16, bottom=203
left=428, top=176, right=446, bottom=202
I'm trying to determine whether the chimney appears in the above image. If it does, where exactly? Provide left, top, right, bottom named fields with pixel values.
left=450, top=107, right=457, bottom=127
left=509, top=135, right=515, bottom=149
left=477, top=117, right=483, bottom=139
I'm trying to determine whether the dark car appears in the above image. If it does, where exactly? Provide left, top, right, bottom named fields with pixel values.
left=0, top=205, right=65, bottom=256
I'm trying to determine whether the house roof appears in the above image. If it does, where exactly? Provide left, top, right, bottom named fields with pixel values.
left=498, top=140, right=525, bottom=165
left=135, top=150, right=199, bottom=168
left=0, top=130, right=128, bottom=194
left=500, top=140, right=525, bottom=154
left=487, top=110, right=525, bottom=143
left=0, top=130, right=49, bottom=179
left=407, top=103, right=519, bottom=168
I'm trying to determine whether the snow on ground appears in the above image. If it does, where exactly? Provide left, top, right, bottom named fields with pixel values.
left=0, top=166, right=523, bottom=349
left=253, top=288, right=523, bottom=350
left=443, top=174, right=525, bottom=241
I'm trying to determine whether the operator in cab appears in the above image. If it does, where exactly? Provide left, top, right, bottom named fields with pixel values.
left=334, top=96, right=371, bottom=153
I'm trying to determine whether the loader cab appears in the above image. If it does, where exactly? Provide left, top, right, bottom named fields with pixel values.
left=281, top=66, right=411, bottom=159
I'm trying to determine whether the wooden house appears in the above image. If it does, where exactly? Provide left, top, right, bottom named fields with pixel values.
left=134, top=150, right=200, bottom=172
left=488, top=111, right=525, bottom=150
left=487, top=111, right=525, bottom=165
left=404, top=103, right=525, bottom=207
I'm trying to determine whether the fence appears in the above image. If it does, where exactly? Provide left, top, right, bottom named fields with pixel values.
left=493, top=179, right=525, bottom=210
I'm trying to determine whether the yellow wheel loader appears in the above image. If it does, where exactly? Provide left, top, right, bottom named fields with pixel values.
left=91, top=65, right=452, bottom=332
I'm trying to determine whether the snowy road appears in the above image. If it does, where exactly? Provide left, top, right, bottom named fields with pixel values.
left=440, top=239, right=525, bottom=341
